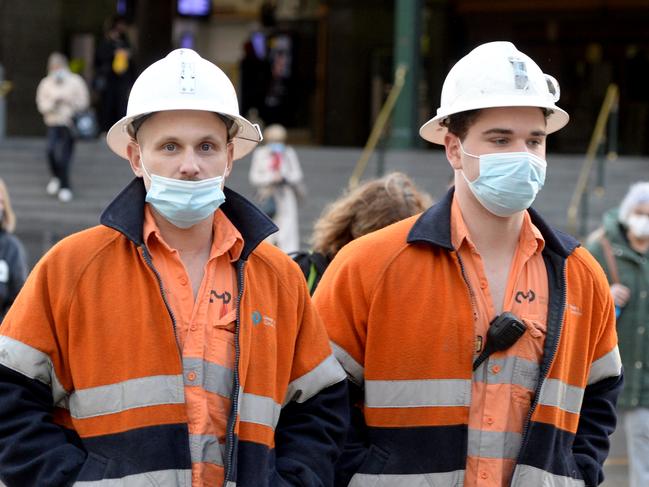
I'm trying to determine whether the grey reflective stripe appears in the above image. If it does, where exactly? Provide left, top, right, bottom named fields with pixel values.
left=73, top=469, right=191, bottom=486
left=189, top=434, right=224, bottom=466
left=0, top=335, right=69, bottom=404
left=65, top=375, right=184, bottom=419
left=225, top=482, right=237, bottom=487
left=537, top=378, right=584, bottom=414
left=330, top=341, right=364, bottom=386
left=588, top=346, right=622, bottom=385
left=284, top=353, right=346, bottom=405
left=479, top=356, right=539, bottom=391
left=183, top=357, right=233, bottom=397
left=239, top=391, right=281, bottom=428
left=349, top=471, right=465, bottom=487
left=365, top=379, right=471, bottom=408
left=467, top=428, right=522, bottom=459
left=511, top=464, right=585, bottom=486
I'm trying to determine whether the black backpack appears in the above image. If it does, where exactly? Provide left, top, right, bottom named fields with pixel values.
left=290, top=251, right=330, bottom=295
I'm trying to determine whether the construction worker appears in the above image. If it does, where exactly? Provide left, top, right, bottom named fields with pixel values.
left=314, top=41, right=622, bottom=487
left=0, top=49, right=348, bottom=487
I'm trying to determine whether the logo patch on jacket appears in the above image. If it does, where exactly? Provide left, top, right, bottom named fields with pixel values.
left=251, top=310, right=275, bottom=327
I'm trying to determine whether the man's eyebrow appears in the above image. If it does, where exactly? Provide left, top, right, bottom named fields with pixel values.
left=481, top=128, right=547, bottom=136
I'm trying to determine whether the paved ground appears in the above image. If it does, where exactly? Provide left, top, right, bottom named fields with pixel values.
left=1, top=135, right=646, bottom=486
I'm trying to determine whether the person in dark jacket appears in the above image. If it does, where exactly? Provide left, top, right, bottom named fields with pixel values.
left=0, top=178, right=28, bottom=321
left=586, top=181, right=649, bottom=487
left=0, top=48, right=347, bottom=487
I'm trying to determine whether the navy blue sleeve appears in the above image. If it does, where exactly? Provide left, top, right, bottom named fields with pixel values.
left=573, top=372, right=624, bottom=487
left=334, top=380, right=369, bottom=487
left=0, top=364, right=86, bottom=487
left=274, top=380, right=349, bottom=487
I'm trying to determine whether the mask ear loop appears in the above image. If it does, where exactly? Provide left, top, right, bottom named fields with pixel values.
left=138, top=150, right=153, bottom=182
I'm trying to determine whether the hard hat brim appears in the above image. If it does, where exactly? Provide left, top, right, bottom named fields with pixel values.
left=419, top=100, right=569, bottom=145
left=106, top=109, right=262, bottom=161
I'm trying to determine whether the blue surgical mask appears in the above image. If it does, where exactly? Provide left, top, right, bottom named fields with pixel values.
left=269, top=142, right=285, bottom=153
left=460, top=143, right=547, bottom=217
left=140, top=157, right=227, bottom=229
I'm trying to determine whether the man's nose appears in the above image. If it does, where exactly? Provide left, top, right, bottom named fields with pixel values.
left=178, top=152, right=200, bottom=178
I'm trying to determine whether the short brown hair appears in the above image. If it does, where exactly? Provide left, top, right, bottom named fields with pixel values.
left=311, top=172, right=432, bottom=258
left=441, top=107, right=553, bottom=141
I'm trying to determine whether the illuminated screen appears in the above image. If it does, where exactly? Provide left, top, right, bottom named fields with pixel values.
left=177, top=0, right=211, bottom=17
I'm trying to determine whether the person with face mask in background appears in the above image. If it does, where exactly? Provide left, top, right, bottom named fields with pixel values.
left=0, top=49, right=348, bottom=487
left=0, top=178, right=28, bottom=321
left=314, top=41, right=622, bottom=487
left=249, top=124, right=304, bottom=254
left=35, top=52, right=90, bottom=202
left=586, top=181, right=649, bottom=487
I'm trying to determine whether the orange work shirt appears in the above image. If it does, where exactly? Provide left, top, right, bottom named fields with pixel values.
left=144, top=205, right=243, bottom=487
left=450, top=196, right=548, bottom=487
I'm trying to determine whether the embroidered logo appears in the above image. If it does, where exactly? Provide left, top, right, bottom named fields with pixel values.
left=251, top=311, right=262, bottom=325
left=515, top=289, right=536, bottom=303
left=568, top=304, right=583, bottom=316
left=251, top=310, right=276, bottom=328
left=210, top=290, right=231, bottom=304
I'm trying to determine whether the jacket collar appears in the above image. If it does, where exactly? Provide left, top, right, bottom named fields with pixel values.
left=407, top=187, right=579, bottom=258
left=100, top=177, right=278, bottom=260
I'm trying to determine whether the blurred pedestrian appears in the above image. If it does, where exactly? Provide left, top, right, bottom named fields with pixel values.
left=315, top=41, right=622, bottom=487
left=36, top=52, right=90, bottom=202
left=293, top=172, right=431, bottom=294
left=94, top=15, right=134, bottom=133
left=586, top=181, right=649, bottom=487
left=0, top=48, right=347, bottom=487
left=0, top=178, right=28, bottom=321
left=249, top=124, right=304, bottom=253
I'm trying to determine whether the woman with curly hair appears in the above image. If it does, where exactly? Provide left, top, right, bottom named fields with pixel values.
left=294, top=172, right=432, bottom=294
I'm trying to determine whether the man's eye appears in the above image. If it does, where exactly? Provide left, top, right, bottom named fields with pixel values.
left=164, top=143, right=176, bottom=151
left=200, top=143, right=213, bottom=151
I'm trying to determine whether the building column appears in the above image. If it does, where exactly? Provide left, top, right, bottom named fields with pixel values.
left=389, top=0, right=421, bottom=149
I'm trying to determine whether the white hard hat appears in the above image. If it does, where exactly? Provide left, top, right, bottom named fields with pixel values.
left=107, top=48, right=262, bottom=160
left=419, top=41, right=569, bottom=145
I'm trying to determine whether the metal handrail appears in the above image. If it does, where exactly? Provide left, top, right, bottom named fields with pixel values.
left=566, top=83, right=619, bottom=236
left=348, top=64, right=408, bottom=189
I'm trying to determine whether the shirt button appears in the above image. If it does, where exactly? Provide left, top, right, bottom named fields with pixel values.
left=635, top=361, right=643, bottom=369
left=485, top=416, right=494, bottom=426
left=480, top=471, right=488, bottom=479
left=641, top=291, right=647, bottom=299
left=480, top=279, right=488, bottom=289
left=190, top=323, right=198, bottom=331
left=180, top=276, right=188, bottom=286
left=490, top=365, right=501, bottom=374
left=639, top=327, right=645, bottom=335
left=631, top=398, right=639, bottom=406
left=187, top=371, right=197, bottom=382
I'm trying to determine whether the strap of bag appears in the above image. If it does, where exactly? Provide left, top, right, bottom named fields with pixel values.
left=600, top=235, right=620, bottom=284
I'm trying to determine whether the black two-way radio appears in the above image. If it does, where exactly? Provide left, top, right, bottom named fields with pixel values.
left=472, top=312, right=527, bottom=371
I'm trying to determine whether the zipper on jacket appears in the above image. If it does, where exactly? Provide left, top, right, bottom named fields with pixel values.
left=511, top=260, right=567, bottom=485
left=141, top=245, right=182, bottom=353
left=456, top=252, right=479, bottom=326
left=223, top=260, right=246, bottom=487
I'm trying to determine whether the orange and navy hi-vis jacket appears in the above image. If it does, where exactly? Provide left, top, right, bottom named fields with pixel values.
left=0, top=179, right=348, bottom=487
left=313, top=189, right=623, bottom=487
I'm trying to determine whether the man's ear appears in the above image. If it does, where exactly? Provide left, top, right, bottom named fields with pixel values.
left=126, top=141, right=143, bottom=177
left=224, top=142, right=234, bottom=178
left=444, top=133, right=463, bottom=170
